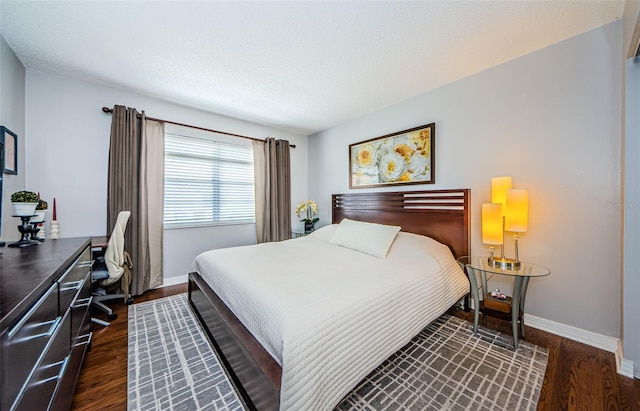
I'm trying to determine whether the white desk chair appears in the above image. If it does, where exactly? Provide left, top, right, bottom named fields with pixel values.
left=91, top=210, right=132, bottom=327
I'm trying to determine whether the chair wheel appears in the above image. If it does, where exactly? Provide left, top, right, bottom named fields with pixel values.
left=107, top=313, right=118, bottom=321
left=126, top=297, right=134, bottom=305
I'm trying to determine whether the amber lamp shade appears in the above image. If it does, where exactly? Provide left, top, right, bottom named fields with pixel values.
left=482, top=203, right=503, bottom=245
left=491, top=176, right=512, bottom=210
left=505, top=189, right=528, bottom=233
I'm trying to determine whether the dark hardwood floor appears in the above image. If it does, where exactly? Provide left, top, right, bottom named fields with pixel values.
left=72, top=286, right=640, bottom=411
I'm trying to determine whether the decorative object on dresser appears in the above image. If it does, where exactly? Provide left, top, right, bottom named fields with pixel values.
left=481, top=176, right=529, bottom=269
left=10, top=190, right=39, bottom=216
left=32, top=196, right=48, bottom=223
left=296, top=199, right=319, bottom=233
left=9, top=190, right=43, bottom=248
left=50, top=197, right=60, bottom=239
left=33, top=196, right=48, bottom=241
left=1, top=126, right=18, bottom=175
left=349, top=123, right=435, bottom=188
left=0, top=237, right=93, bottom=411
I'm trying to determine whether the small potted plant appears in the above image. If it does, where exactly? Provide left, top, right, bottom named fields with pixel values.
left=32, top=198, right=48, bottom=223
left=11, top=190, right=39, bottom=216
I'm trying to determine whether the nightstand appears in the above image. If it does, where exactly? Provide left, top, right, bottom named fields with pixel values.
left=457, top=256, right=550, bottom=349
left=291, top=231, right=308, bottom=239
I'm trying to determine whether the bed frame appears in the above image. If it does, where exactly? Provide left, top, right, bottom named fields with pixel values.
left=188, top=189, right=470, bottom=410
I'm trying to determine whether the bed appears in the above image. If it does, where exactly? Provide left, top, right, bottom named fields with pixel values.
left=188, top=189, right=470, bottom=411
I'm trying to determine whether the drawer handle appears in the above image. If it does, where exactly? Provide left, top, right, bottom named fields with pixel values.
left=32, top=317, right=62, bottom=340
left=74, top=332, right=92, bottom=348
left=57, top=252, right=92, bottom=282
left=72, top=296, right=92, bottom=309
left=7, top=285, right=57, bottom=339
left=40, top=355, right=70, bottom=384
left=60, top=279, right=84, bottom=292
left=10, top=317, right=62, bottom=344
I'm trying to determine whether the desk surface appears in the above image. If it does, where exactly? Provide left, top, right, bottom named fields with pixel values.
left=91, top=236, right=109, bottom=249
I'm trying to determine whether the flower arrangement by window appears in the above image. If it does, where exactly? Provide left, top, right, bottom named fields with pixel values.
left=296, top=200, right=319, bottom=224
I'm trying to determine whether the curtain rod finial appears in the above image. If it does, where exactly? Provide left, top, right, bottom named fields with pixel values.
left=102, top=106, right=112, bottom=113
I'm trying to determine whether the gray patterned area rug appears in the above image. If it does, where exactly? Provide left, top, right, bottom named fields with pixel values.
left=128, top=294, right=244, bottom=410
left=128, top=294, right=548, bottom=411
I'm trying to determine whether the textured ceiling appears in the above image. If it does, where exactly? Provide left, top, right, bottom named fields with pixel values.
left=0, top=1, right=625, bottom=135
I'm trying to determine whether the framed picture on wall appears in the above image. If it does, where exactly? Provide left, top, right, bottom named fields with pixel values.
left=0, top=126, right=17, bottom=175
left=349, top=123, right=435, bottom=188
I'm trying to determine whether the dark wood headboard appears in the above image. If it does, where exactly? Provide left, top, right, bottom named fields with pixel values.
left=332, top=189, right=470, bottom=258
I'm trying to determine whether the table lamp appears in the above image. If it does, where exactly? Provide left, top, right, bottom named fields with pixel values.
left=505, top=188, right=528, bottom=266
left=482, top=202, right=503, bottom=262
left=483, top=176, right=525, bottom=269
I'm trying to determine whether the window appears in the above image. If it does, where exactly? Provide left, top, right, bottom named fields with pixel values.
left=164, top=133, right=255, bottom=228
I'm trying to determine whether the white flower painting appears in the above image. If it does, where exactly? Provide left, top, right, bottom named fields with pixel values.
left=349, top=123, right=434, bottom=188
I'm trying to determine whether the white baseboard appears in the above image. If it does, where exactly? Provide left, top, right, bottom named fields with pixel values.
left=160, top=274, right=188, bottom=288
left=618, top=357, right=635, bottom=378
left=524, top=313, right=618, bottom=352
left=524, top=313, right=636, bottom=378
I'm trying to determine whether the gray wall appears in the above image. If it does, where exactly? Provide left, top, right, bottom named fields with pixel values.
left=623, top=0, right=640, bottom=379
left=624, top=57, right=640, bottom=377
left=0, top=35, right=26, bottom=241
left=309, top=22, right=623, bottom=338
left=24, top=71, right=309, bottom=282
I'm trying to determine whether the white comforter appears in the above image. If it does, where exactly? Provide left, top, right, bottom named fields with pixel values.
left=193, top=225, right=469, bottom=411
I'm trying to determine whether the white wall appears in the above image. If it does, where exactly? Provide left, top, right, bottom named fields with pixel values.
left=24, top=71, right=308, bottom=281
left=0, top=35, right=26, bottom=242
left=309, top=22, right=623, bottom=338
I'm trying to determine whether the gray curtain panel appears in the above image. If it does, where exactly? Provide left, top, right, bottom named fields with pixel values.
left=108, top=105, right=164, bottom=295
left=253, top=138, right=291, bottom=243
left=140, top=119, right=165, bottom=290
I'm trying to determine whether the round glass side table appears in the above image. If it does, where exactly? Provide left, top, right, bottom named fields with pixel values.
left=457, top=256, right=550, bottom=349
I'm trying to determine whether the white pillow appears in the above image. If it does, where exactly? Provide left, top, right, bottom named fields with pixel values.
left=329, top=218, right=401, bottom=258
left=305, top=224, right=338, bottom=241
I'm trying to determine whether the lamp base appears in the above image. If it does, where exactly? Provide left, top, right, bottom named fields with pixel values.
left=488, top=256, right=521, bottom=270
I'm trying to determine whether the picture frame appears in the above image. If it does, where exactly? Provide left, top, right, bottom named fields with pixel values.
left=1, top=126, right=17, bottom=175
left=349, top=123, right=435, bottom=189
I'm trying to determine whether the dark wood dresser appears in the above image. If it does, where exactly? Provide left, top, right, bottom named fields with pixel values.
left=0, top=237, right=92, bottom=411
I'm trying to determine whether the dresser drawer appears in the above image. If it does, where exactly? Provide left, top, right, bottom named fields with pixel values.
left=51, top=332, right=91, bottom=411
left=2, top=283, right=59, bottom=410
left=70, top=271, right=92, bottom=342
left=58, top=246, right=92, bottom=312
left=11, top=309, right=71, bottom=411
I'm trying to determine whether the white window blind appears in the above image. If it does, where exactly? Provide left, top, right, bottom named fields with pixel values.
left=164, top=133, right=255, bottom=228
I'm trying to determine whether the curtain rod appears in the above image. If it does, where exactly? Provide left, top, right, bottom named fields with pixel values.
left=101, top=107, right=295, bottom=148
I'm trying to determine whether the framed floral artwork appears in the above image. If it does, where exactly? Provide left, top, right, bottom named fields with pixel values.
left=349, top=123, right=435, bottom=188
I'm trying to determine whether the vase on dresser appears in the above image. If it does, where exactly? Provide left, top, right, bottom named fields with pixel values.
left=12, top=202, right=38, bottom=217
left=31, top=210, right=46, bottom=223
